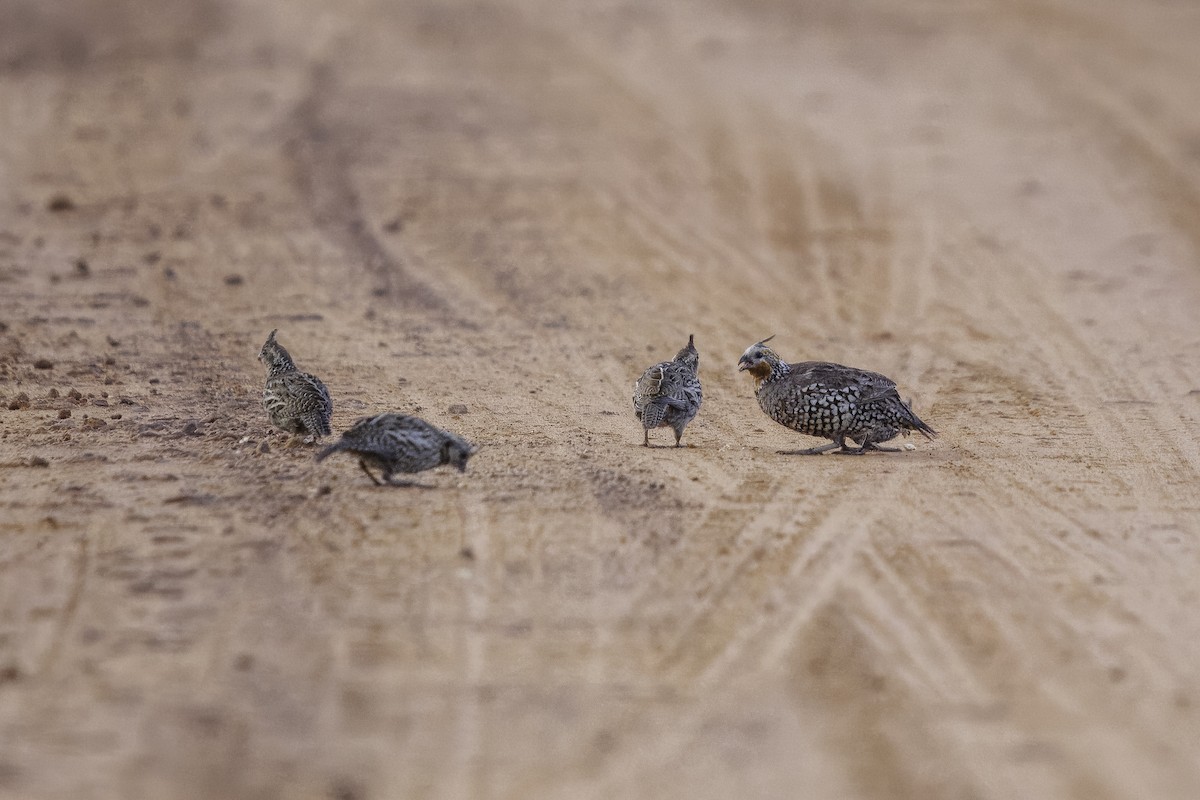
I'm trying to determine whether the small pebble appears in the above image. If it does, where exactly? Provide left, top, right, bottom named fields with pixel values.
left=448, top=404, right=469, bottom=415
left=58, top=409, right=71, bottom=419
left=82, top=418, right=106, bottom=430
left=47, top=194, right=75, bottom=212
left=256, top=441, right=270, bottom=455
left=224, top=274, right=244, bottom=286
left=7, top=392, right=30, bottom=410
left=33, top=359, right=53, bottom=370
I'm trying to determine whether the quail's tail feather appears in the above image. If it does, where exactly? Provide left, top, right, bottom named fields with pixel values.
left=897, top=398, right=937, bottom=440
left=301, top=411, right=333, bottom=438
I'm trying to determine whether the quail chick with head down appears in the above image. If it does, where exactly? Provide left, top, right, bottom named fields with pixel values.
left=738, top=336, right=936, bottom=454
left=316, top=413, right=475, bottom=486
left=258, top=329, right=333, bottom=441
left=632, top=334, right=703, bottom=447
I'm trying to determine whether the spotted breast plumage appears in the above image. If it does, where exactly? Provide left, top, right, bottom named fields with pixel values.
left=258, top=329, right=333, bottom=440
left=737, top=336, right=936, bottom=454
left=315, top=413, right=475, bottom=486
left=632, top=334, right=703, bottom=447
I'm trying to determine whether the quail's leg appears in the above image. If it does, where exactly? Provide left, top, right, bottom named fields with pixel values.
left=836, top=436, right=901, bottom=455
left=643, top=429, right=650, bottom=447
left=358, top=460, right=384, bottom=486
left=673, top=428, right=684, bottom=448
left=778, top=436, right=843, bottom=455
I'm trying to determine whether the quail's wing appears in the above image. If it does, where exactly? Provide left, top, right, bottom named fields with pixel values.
left=335, top=415, right=394, bottom=455
left=788, top=361, right=897, bottom=400
left=656, top=362, right=697, bottom=407
left=343, top=414, right=380, bottom=434
left=275, top=371, right=332, bottom=412
left=341, top=413, right=405, bottom=442
left=633, top=361, right=670, bottom=411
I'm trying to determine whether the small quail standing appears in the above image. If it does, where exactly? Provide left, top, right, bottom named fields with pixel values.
left=258, top=329, right=333, bottom=440
left=315, top=413, right=475, bottom=486
left=632, top=334, right=703, bottom=447
left=737, top=336, right=936, bottom=454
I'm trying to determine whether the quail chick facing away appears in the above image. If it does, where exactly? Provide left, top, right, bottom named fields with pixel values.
left=632, top=334, right=703, bottom=447
left=258, top=329, right=333, bottom=440
left=737, top=336, right=936, bottom=455
left=315, top=413, right=475, bottom=486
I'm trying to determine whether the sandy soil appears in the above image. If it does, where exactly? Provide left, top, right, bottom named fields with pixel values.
left=2, top=0, right=1200, bottom=798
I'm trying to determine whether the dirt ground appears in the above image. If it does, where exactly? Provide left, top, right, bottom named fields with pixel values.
left=2, top=0, right=1200, bottom=798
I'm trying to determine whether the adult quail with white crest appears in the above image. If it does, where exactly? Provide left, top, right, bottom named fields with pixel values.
left=738, top=336, right=935, bottom=454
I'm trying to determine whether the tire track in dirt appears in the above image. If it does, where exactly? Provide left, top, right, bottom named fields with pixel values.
left=647, top=463, right=898, bottom=686
left=929, top=227, right=1200, bottom=494
left=748, top=115, right=920, bottom=348
left=704, top=465, right=946, bottom=687
left=994, top=0, right=1200, bottom=258
left=437, top=494, right=490, bottom=800
left=850, top=545, right=990, bottom=701
left=284, top=63, right=450, bottom=313
left=1004, top=252, right=1200, bottom=493
left=882, top=213, right=1200, bottom=789
left=34, top=535, right=87, bottom=676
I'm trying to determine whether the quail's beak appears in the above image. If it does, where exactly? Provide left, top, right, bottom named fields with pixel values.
left=737, top=356, right=752, bottom=372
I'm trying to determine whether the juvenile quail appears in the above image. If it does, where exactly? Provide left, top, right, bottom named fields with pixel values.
left=315, top=413, right=475, bottom=486
left=632, top=334, right=703, bottom=447
left=737, top=336, right=936, bottom=454
left=258, top=329, right=333, bottom=440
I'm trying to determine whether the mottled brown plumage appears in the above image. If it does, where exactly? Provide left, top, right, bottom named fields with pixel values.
left=316, top=413, right=474, bottom=486
left=632, top=334, right=703, bottom=447
left=738, top=336, right=936, bottom=454
left=258, top=329, right=332, bottom=440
